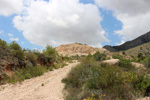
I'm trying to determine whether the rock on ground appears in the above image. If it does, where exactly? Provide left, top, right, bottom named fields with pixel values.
left=102, top=59, right=120, bottom=66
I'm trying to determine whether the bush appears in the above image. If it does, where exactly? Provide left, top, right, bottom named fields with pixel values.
left=138, top=53, right=145, bottom=61
left=38, top=45, right=58, bottom=66
left=0, top=39, right=8, bottom=48
left=122, top=51, right=126, bottom=55
left=142, top=56, right=150, bottom=68
left=7, top=66, right=47, bottom=83
left=62, top=58, right=150, bottom=100
left=9, top=41, right=24, bottom=60
left=43, top=45, right=57, bottom=58
left=49, top=66, right=54, bottom=71
left=93, top=51, right=106, bottom=61
left=9, top=41, right=22, bottom=51
left=62, top=59, right=134, bottom=100
left=119, top=59, right=135, bottom=71
left=37, top=53, right=54, bottom=66
left=25, top=51, right=37, bottom=66
left=11, top=50, right=24, bottom=60
left=133, top=73, right=150, bottom=96
left=112, top=54, right=124, bottom=60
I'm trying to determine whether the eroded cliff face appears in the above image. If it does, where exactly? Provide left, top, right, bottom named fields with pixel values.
left=104, top=31, right=150, bottom=52
left=56, top=43, right=109, bottom=56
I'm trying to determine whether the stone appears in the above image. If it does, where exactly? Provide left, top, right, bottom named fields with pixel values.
left=102, top=59, right=120, bottom=66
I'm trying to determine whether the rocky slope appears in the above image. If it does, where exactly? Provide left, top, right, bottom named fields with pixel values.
left=104, top=31, right=150, bottom=52
left=56, top=43, right=108, bottom=56
left=0, top=46, right=20, bottom=76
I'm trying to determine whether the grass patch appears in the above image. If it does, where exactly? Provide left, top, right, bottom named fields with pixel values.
left=1, top=66, right=47, bottom=84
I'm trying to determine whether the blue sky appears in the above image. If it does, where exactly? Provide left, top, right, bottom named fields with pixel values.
left=0, top=0, right=149, bottom=50
left=0, top=15, right=43, bottom=49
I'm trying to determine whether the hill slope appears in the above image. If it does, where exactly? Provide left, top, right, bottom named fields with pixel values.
left=56, top=43, right=108, bottom=56
left=125, top=42, right=150, bottom=57
left=104, top=31, right=150, bottom=52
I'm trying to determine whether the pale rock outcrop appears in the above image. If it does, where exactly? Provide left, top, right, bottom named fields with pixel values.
left=131, top=62, right=145, bottom=69
left=56, top=43, right=109, bottom=56
left=102, top=59, right=120, bottom=66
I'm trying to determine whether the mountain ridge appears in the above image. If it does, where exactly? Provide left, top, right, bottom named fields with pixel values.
left=104, top=31, right=150, bottom=52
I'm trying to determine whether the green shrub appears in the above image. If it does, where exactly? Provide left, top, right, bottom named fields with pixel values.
left=0, top=39, right=8, bottom=48
left=138, top=53, right=145, bottom=61
left=122, top=51, right=126, bottom=55
left=62, top=60, right=134, bottom=100
left=43, top=45, right=57, bottom=58
left=112, top=54, right=124, bottom=60
left=119, top=59, right=135, bottom=71
left=70, top=55, right=79, bottom=60
left=142, top=56, right=150, bottom=68
left=6, top=66, right=47, bottom=83
left=38, top=53, right=54, bottom=66
left=49, top=66, right=54, bottom=71
left=93, top=51, right=106, bottom=61
left=9, top=41, right=24, bottom=60
left=25, top=51, right=37, bottom=66
left=131, top=73, right=150, bottom=96
left=38, top=45, right=58, bottom=66
left=9, top=41, right=22, bottom=51
left=86, top=53, right=93, bottom=60
left=63, top=58, right=150, bottom=100
left=41, top=83, right=44, bottom=86
left=11, top=50, right=24, bottom=60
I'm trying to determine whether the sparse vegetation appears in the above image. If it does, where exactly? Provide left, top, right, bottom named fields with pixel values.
left=0, top=39, right=70, bottom=85
left=62, top=53, right=150, bottom=100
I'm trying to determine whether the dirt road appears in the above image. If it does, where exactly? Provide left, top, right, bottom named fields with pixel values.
left=0, top=61, right=79, bottom=100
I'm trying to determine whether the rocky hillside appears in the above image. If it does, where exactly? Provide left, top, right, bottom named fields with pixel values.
left=104, top=31, right=150, bottom=52
left=56, top=43, right=109, bottom=56
left=0, top=44, right=26, bottom=78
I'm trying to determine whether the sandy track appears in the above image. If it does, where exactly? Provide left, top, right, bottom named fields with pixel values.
left=0, top=61, right=79, bottom=100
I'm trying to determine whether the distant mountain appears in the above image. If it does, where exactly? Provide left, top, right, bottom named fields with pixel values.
left=104, top=31, right=150, bottom=52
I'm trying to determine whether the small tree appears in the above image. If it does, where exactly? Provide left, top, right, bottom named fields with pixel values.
left=9, top=41, right=24, bottom=60
left=38, top=45, right=58, bottom=66
left=9, top=41, right=22, bottom=51
left=0, top=39, right=8, bottom=48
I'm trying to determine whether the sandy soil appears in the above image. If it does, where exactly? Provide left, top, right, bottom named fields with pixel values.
left=0, top=61, right=79, bottom=100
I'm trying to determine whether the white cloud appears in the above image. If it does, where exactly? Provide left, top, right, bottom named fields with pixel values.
left=0, top=0, right=23, bottom=16
left=95, top=0, right=150, bottom=41
left=116, top=40, right=125, bottom=46
left=9, top=38, right=19, bottom=41
left=21, top=42, right=25, bottom=44
left=13, top=0, right=107, bottom=47
left=0, top=30, right=3, bottom=34
left=8, top=33, right=13, bottom=37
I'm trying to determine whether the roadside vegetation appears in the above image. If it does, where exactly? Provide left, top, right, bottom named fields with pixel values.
left=0, top=39, right=74, bottom=85
left=62, top=52, right=150, bottom=100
